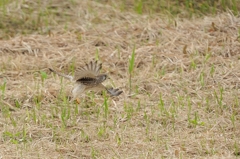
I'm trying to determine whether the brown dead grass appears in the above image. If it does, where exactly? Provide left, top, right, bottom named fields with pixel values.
left=0, top=1, right=240, bottom=158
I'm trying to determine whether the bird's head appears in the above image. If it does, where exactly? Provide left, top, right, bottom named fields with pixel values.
left=97, top=74, right=108, bottom=83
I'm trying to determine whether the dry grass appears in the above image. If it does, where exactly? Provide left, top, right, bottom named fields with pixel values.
left=1, top=0, right=240, bottom=158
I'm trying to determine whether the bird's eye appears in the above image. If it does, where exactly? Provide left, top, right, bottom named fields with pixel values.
left=104, top=75, right=107, bottom=80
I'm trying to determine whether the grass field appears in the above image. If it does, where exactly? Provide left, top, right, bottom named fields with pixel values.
left=1, top=0, right=240, bottom=158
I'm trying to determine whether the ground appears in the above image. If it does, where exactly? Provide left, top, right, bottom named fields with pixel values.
left=0, top=0, right=240, bottom=158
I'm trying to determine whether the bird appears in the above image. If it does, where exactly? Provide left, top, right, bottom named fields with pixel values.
left=49, top=61, right=123, bottom=101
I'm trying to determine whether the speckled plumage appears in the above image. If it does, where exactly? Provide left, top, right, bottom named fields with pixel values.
left=49, top=61, right=122, bottom=99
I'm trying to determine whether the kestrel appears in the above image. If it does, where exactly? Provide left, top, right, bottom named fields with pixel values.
left=49, top=61, right=123, bottom=100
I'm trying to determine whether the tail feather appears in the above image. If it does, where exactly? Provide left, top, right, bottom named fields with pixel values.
left=107, top=88, right=123, bottom=96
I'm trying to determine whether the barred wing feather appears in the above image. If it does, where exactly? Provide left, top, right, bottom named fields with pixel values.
left=74, top=61, right=102, bottom=81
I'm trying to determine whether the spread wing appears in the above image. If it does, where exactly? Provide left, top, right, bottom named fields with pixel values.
left=74, top=61, right=102, bottom=81
left=50, top=60, right=123, bottom=98
left=49, top=68, right=74, bottom=81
